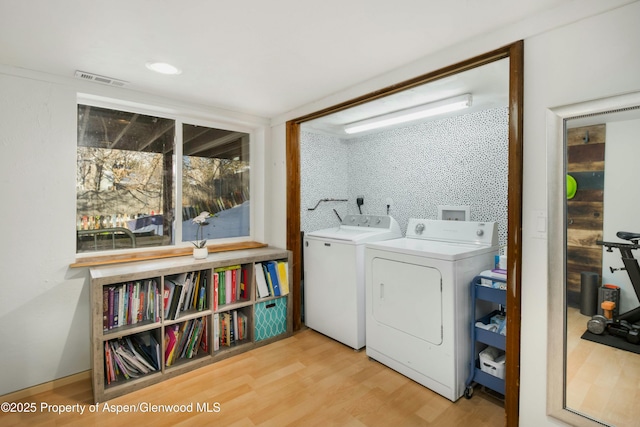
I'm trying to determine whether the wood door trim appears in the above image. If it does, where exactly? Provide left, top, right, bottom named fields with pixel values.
left=285, top=41, right=524, bottom=427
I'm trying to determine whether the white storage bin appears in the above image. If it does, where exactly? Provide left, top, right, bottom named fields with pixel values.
left=479, top=346, right=506, bottom=379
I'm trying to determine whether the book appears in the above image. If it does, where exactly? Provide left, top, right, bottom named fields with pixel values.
left=255, top=263, right=270, bottom=298
left=107, top=286, right=115, bottom=330
left=186, top=318, right=204, bottom=358
left=225, top=313, right=232, bottom=346
left=125, top=336, right=156, bottom=371
left=218, top=270, right=226, bottom=305
left=110, top=341, right=137, bottom=379
left=240, top=266, right=248, bottom=299
left=173, top=273, right=190, bottom=319
left=193, top=318, right=206, bottom=356
left=164, top=325, right=177, bottom=364
left=277, top=261, right=289, bottom=296
left=117, top=284, right=125, bottom=326
left=115, top=343, right=149, bottom=374
left=265, top=262, right=281, bottom=296
left=225, top=269, right=232, bottom=304
left=200, top=320, right=208, bottom=353
left=133, top=332, right=160, bottom=370
left=103, top=288, right=109, bottom=331
left=104, top=341, right=113, bottom=384
left=163, top=280, right=175, bottom=319
left=233, top=310, right=238, bottom=342
left=137, top=284, right=144, bottom=323
left=132, top=282, right=140, bottom=325
left=213, top=313, right=219, bottom=351
left=150, top=333, right=161, bottom=370
left=182, top=272, right=194, bottom=311
left=127, top=282, right=134, bottom=324
left=176, top=320, right=193, bottom=359
left=191, top=271, right=201, bottom=309
left=198, top=279, right=206, bottom=311
left=231, top=269, right=237, bottom=303
left=168, top=282, right=183, bottom=320
left=213, top=273, right=219, bottom=311
left=238, top=311, right=248, bottom=341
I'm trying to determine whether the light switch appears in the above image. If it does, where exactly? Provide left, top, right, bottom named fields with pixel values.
left=532, top=210, right=547, bottom=239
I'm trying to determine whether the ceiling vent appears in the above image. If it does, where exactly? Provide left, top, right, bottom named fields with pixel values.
left=74, top=70, right=128, bottom=87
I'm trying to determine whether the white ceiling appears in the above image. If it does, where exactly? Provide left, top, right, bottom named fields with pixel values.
left=0, top=1, right=572, bottom=119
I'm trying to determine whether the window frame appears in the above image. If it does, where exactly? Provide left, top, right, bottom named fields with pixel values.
left=75, top=93, right=263, bottom=263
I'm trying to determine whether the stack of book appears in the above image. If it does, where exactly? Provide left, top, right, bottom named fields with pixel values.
left=103, top=279, right=161, bottom=331
left=213, top=265, right=249, bottom=311
left=164, top=316, right=208, bottom=366
left=163, top=270, right=208, bottom=320
left=104, top=332, right=160, bottom=384
left=255, top=260, right=289, bottom=299
left=213, top=310, right=249, bottom=351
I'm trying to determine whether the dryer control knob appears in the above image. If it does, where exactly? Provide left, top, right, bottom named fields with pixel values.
left=476, top=229, right=484, bottom=236
left=415, top=223, right=425, bottom=234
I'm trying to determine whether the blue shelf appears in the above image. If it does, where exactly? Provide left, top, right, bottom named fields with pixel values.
left=466, top=275, right=507, bottom=398
left=475, top=284, right=506, bottom=305
left=475, top=310, right=506, bottom=350
left=473, top=366, right=505, bottom=395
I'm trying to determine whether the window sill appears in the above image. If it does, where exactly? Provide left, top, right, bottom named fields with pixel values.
left=70, top=241, right=268, bottom=268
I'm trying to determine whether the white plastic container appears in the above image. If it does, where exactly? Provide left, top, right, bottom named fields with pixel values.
left=479, top=346, right=506, bottom=379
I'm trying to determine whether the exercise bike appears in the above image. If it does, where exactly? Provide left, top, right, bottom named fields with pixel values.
left=586, top=231, right=640, bottom=344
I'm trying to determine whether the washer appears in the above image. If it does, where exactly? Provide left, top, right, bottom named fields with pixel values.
left=365, top=218, right=499, bottom=401
left=304, top=214, right=402, bottom=349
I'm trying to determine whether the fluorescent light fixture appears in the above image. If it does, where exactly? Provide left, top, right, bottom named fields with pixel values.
left=344, top=94, right=472, bottom=134
left=145, top=62, right=182, bottom=75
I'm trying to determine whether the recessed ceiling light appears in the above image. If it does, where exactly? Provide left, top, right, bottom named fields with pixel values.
left=145, top=62, right=182, bottom=75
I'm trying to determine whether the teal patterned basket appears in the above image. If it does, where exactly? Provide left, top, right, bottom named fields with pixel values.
left=254, top=296, right=287, bottom=341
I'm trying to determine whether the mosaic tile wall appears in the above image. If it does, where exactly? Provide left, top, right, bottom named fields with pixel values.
left=301, top=107, right=509, bottom=247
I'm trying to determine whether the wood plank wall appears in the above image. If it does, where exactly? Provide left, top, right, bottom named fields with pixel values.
left=566, top=124, right=605, bottom=307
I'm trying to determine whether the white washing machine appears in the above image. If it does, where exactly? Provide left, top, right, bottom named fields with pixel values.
left=304, top=214, right=402, bottom=349
left=365, top=219, right=499, bottom=401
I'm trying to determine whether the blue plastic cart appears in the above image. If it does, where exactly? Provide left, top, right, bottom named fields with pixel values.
left=464, top=275, right=507, bottom=399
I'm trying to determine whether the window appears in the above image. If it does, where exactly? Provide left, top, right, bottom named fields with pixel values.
left=181, top=123, right=250, bottom=243
left=76, top=102, right=251, bottom=253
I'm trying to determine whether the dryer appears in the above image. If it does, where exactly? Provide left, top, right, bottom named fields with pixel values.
left=365, top=219, right=499, bottom=401
left=304, top=214, right=402, bottom=349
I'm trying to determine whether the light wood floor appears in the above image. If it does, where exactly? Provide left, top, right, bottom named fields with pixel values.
left=566, top=307, right=640, bottom=427
left=0, top=329, right=504, bottom=427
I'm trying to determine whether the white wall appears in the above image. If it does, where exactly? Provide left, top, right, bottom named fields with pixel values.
left=0, top=74, right=85, bottom=394
left=521, top=5, right=640, bottom=425
left=270, top=2, right=640, bottom=426
left=601, top=119, right=640, bottom=313
left=0, top=68, right=269, bottom=396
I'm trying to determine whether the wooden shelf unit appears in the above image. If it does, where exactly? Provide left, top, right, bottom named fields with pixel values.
left=89, top=247, right=292, bottom=403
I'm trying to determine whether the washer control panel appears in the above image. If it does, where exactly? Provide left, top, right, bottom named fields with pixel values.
left=406, top=218, right=498, bottom=246
left=343, top=214, right=393, bottom=229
